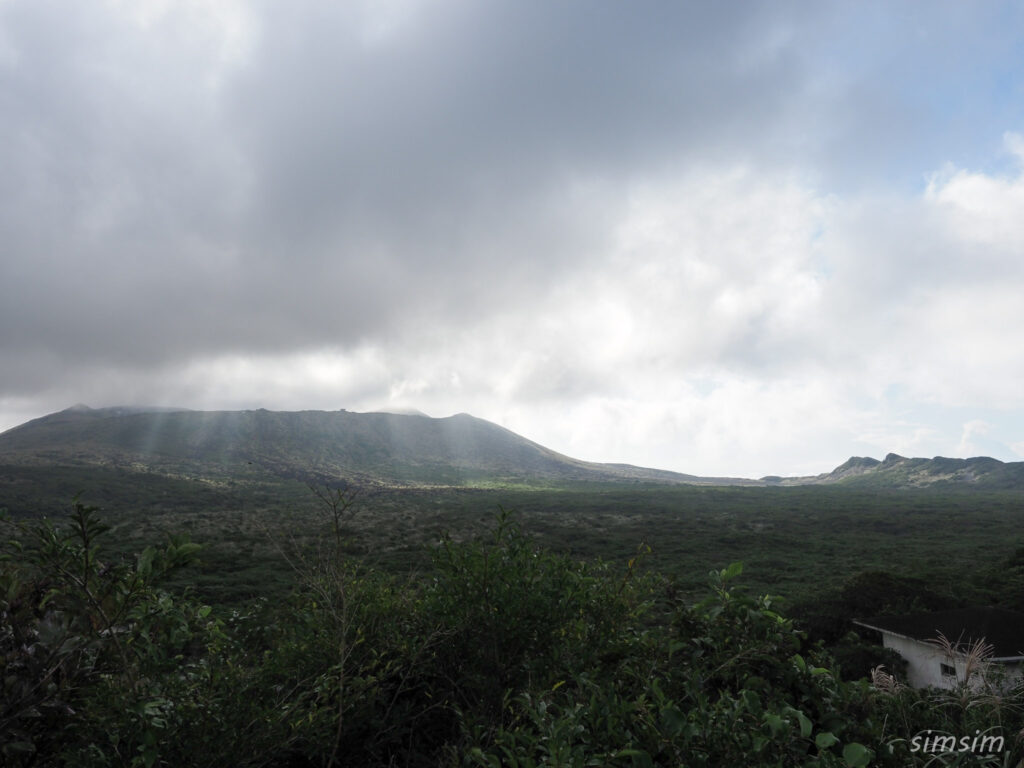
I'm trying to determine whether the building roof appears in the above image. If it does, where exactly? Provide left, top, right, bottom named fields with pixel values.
left=854, top=607, right=1024, bottom=660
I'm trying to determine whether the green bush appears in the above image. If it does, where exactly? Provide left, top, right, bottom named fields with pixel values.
left=1, top=499, right=212, bottom=766
left=465, top=563, right=882, bottom=767
left=3, top=499, right=1024, bottom=766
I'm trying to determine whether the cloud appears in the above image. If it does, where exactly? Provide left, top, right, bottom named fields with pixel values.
left=811, top=134, right=1024, bottom=412
left=0, top=1, right=829, bottom=375
left=925, top=132, right=1024, bottom=252
left=3, top=1, right=1024, bottom=476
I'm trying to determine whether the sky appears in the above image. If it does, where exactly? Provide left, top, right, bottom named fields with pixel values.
left=3, top=1, right=1024, bottom=478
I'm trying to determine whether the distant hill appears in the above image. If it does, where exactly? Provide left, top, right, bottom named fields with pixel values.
left=0, top=405, right=753, bottom=493
left=765, top=453, right=1024, bottom=490
left=4, top=407, right=1022, bottom=518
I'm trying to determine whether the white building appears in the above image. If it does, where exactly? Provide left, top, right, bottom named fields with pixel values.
left=854, top=608, right=1024, bottom=690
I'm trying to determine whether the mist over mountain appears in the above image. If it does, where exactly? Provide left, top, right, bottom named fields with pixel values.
left=3, top=407, right=1022, bottom=503
left=0, top=405, right=731, bottom=489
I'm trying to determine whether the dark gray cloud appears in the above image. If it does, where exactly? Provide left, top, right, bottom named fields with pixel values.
left=1, top=0, right=828, bottom=387
left=3, top=1, right=1024, bottom=476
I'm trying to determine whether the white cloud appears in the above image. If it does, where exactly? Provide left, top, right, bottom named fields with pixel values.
left=958, top=419, right=992, bottom=455
left=925, top=134, right=1024, bottom=252
left=4, top=1, right=1024, bottom=478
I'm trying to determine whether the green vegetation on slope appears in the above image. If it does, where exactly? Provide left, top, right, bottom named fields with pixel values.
left=0, top=406, right=710, bottom=489
left=6, top=406, right=1024, bottom=497
left=772, top=453, right=1024, bottom=490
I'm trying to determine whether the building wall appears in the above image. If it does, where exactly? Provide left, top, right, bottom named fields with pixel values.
left=883, top=634, right=956, bottom=689
left=882, top=634, right=1023, bottom=690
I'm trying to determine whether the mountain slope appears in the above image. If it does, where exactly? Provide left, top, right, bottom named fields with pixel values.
left=6, top=406, right=1021, bottom=496
left=766, top=453, right=1024, bottom=490
left=0, top=405, right=724, bottom=489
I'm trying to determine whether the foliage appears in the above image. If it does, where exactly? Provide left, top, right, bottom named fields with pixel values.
left=789, top=570, right=959, bottom=681
left=1, top=498, right=210, bottom=766
left=7, top=475, right=1024, bottom=616
left=3, top=497, right=1024, bottom=766
left=464, top=562, right=882, bottom=767
left=871, top=643, right=1024, bottom=767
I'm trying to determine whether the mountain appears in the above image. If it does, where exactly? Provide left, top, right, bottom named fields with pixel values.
left=4, top=407, right=1022, bottom=514
left=764, top=453, right=1024, bottom=490
left=0, top=405, right=748, bottom=491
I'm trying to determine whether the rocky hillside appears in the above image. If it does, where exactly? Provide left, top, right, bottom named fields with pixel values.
left=765, top=453, right=1024, bottom=490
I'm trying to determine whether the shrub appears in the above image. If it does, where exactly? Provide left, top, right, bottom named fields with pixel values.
left=7, top=499, right=1023, bottom=766
left=1, top=499, right=211, bottom=766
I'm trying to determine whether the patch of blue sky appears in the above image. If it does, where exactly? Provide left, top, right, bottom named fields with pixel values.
left=802, top=2, right=1024, bottom=196
left=880, top=402, right=1024, bottom=463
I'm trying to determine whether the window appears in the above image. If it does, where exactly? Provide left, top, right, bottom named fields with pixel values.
left=940, top=663, right=956, bottom=677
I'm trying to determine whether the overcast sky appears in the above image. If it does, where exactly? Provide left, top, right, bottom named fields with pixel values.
left=3, top=1, right=1024, bottom=478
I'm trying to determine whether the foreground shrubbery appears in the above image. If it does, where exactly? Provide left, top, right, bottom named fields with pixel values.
left=2, top=499, right=1022, bottom=767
